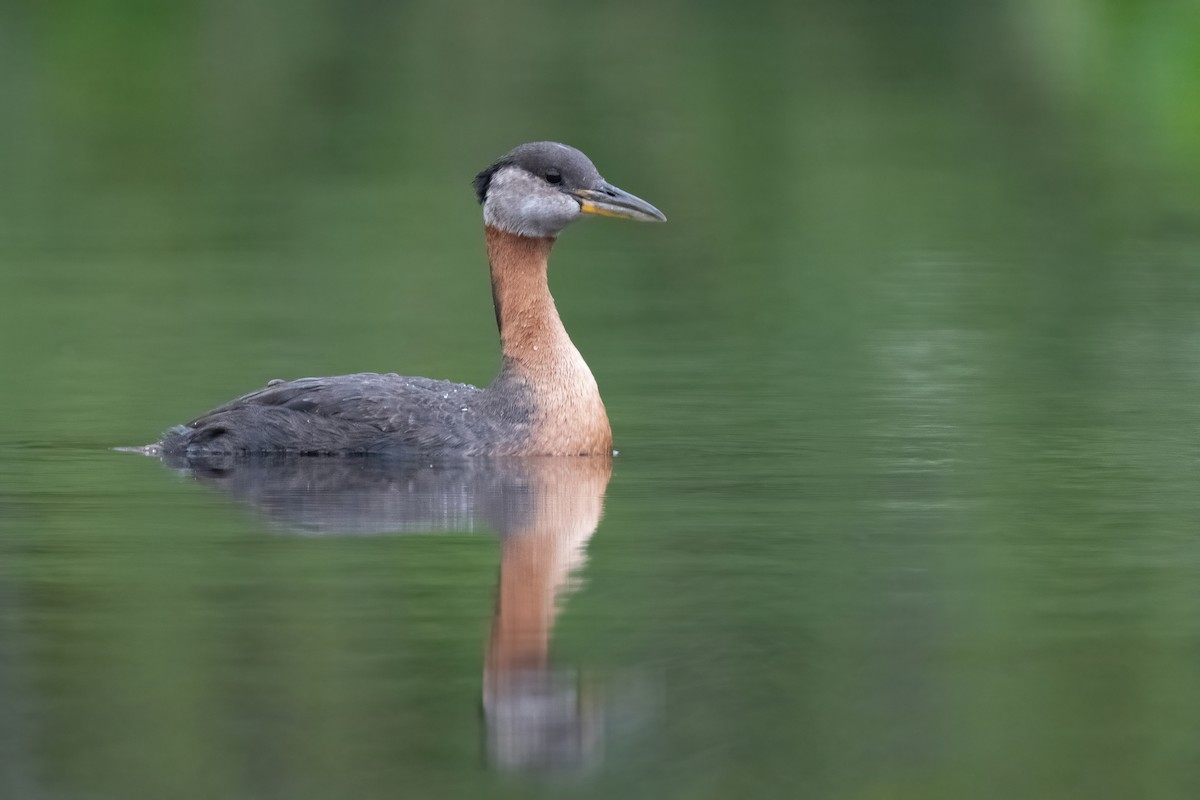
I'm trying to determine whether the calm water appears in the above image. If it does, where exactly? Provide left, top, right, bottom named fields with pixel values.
left=4, top=2, right=1200, bottom=798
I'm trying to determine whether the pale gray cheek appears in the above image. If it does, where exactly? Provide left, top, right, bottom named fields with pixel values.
left=528, top=195, right=580, bottom=234
left=485, top=189, right=581, bottom=237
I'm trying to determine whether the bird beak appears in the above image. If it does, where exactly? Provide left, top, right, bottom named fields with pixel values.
left=572, top=181, right=667, bottom=223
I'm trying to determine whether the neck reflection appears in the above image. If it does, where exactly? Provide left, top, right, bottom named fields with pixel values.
left=482, top=458, right=610, bottom=771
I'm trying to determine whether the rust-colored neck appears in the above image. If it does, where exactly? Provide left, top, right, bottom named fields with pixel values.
left=484, top=226, right=611, bottom=456
left=485, top=226, right=562, bottom=363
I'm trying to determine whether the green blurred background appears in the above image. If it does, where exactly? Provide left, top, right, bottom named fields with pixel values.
left=3, top=1, right=1200, bottom=798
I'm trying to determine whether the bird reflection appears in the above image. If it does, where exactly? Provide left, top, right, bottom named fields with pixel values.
left=161, top=452, right=612, bottom=772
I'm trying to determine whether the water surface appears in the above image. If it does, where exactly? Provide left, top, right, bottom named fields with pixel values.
left=4, top=2, right=1200, bottom=798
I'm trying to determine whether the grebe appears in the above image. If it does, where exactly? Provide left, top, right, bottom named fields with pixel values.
left=152, top=142, right=665, bottom=459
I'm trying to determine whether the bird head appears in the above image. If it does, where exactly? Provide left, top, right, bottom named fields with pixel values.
left=474, top=141, right=666, bottom=238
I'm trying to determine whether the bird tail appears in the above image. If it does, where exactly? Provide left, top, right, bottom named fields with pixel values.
left=112, top=425, right=190, bottom=456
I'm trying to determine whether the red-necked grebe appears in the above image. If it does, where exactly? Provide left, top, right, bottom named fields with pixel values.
left=152, top=142, right=665, bottom=459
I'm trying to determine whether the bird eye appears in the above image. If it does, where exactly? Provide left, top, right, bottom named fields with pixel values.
left=545, top=170, right=562, bottom=185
